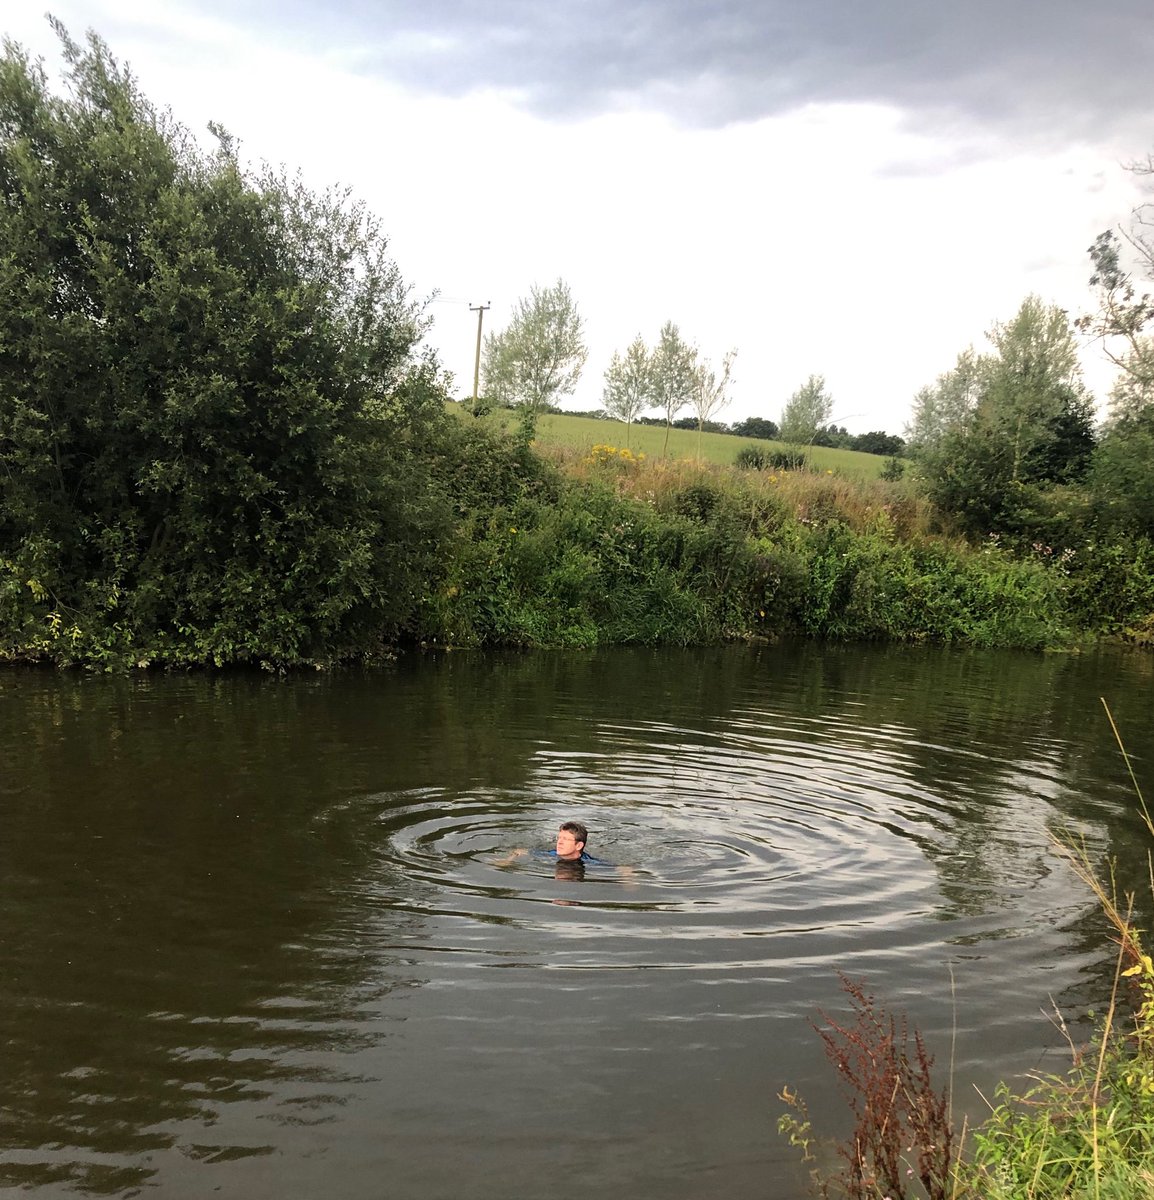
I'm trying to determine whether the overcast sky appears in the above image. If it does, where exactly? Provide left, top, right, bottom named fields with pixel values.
left=5, top=1, right=1152, bottom=432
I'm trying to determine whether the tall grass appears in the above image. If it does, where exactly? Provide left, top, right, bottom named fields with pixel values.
left=961, top=700, right=1154, bottom=1199
left=779, top=701, right=1154, bottom=1199
left=540, top=442, right=935, bottom=538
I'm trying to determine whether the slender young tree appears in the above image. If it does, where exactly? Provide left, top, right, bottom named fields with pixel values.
left=1078, top=151, right=1154, bottom=416
left=601, top=335, right=653, bottom=438
left=690, top=349, right=737, bottom=454
left=780, top=375, right=834, bottom=445
left=481, top=278, right=587, bottom=436
left=649, top=321, right=698, bottom=456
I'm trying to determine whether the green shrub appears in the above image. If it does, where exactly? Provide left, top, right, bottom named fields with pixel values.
left=769, top=449, right=808, bottom=471
left=1064, top=536, right=1154, bottom=639
left=0, top=28, right=454, bottom=668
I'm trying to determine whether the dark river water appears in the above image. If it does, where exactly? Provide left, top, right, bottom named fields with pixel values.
left=2, top=643, right=1153, bottom=1199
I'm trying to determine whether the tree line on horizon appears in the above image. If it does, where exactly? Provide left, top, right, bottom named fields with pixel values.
left=476, top=283, right=908, bottom=453
left=478, top=206, right=1154, bottom=539
left=461, top=395, right=907, bottom=458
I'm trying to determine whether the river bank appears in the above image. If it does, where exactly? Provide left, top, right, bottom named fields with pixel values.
left=5, top=422, right=1153, bottom=669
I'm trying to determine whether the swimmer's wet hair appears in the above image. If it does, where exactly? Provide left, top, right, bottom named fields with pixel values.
left=559, top=820, right=588, bottom=847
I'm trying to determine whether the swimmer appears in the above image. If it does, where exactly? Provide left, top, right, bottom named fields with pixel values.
left=496, top=820, right=592, bottom=867
left=496, top=821, right=633, bottom=883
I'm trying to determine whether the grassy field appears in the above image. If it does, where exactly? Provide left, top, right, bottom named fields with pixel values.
left=455, top=404, right=891, bottom=481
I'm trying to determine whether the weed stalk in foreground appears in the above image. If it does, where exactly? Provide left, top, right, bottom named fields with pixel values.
left=779, top=972, right=956, bottom=1200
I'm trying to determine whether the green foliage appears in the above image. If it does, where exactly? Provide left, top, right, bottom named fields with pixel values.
left=601, top=334, right=653, bottom=431
left=780, top=374, right=834, bottom=445
left=420, top=477, right=752, bottom=648
left=854, top=430, right=906, bottom=456
left=735, top=444, right=769, bottom=470
left=650, top=320, right=699, bottom=454
left=412, top=432, right=1076, bottom=652
left=769, top=449, right=808, bottom=471
left=966, top=1062, right=1154, bottom=1199
left=812, top=423, right=853, bottom=449
left=784, top=524, right=1068, bottom=648
left=1078, top=217, right=1154, bottom=417
left=0, top=25, right=452, bottom=667
left=482, top=278, right=588, bottom=417
left=1064, top=537, right=1154, bottom=640
left=905, top=348, right=987, bottom=453
left=911, top=298, right=1096, bottom=538
left=732, top=415, right=780, bottom=440
left=1089, top=408, right=1154, bottom=538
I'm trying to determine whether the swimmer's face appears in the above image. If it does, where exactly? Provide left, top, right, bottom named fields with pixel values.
left=555, top=828, right=584, bottom=861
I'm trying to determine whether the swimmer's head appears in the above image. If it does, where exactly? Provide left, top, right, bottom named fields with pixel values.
left=556, top=821, right=588, bottom=861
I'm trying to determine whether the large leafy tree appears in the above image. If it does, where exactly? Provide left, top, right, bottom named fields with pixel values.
left=779, top=374, right=834, bottom=445
left=731, top=415, right=779, bottom=440
left=980, top=295, right=1094, bottom=485
left=911, top=296, right=1095, bottom=537
left=904, top=349, right=987, bottom=453
left=0, top=24, right=451, bottom=666
left=481, top=278, right=587, bottom=430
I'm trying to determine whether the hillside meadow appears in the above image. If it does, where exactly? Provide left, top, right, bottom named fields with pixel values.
left=453, top=404, right=891, bottom=480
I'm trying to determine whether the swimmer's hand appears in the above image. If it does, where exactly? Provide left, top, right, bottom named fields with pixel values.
left=494, top=848, right=528, bottom=868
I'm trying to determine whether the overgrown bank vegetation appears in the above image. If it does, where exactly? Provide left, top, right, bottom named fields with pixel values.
left=2, top=28, right=1154, bottom=669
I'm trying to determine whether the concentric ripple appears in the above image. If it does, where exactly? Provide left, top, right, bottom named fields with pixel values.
left=317, top=704, right=1100, bottom=997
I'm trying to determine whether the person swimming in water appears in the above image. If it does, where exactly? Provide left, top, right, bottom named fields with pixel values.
left=496, top=820, right=603, bottom=875
left=496, top=821, right=635, bottom=897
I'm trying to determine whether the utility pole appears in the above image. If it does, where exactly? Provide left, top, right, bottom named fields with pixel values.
left=469, top=302, right=490, bottom=414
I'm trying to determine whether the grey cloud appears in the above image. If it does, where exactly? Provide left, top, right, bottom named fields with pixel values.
left=175, top=1, right=1154, bottom=140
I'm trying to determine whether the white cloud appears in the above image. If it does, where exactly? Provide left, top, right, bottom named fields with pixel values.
left=5, top=0, right=1147, bottom=432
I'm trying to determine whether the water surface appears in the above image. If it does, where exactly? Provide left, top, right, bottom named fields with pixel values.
left=2, top=643, right=1152, bottom=1198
